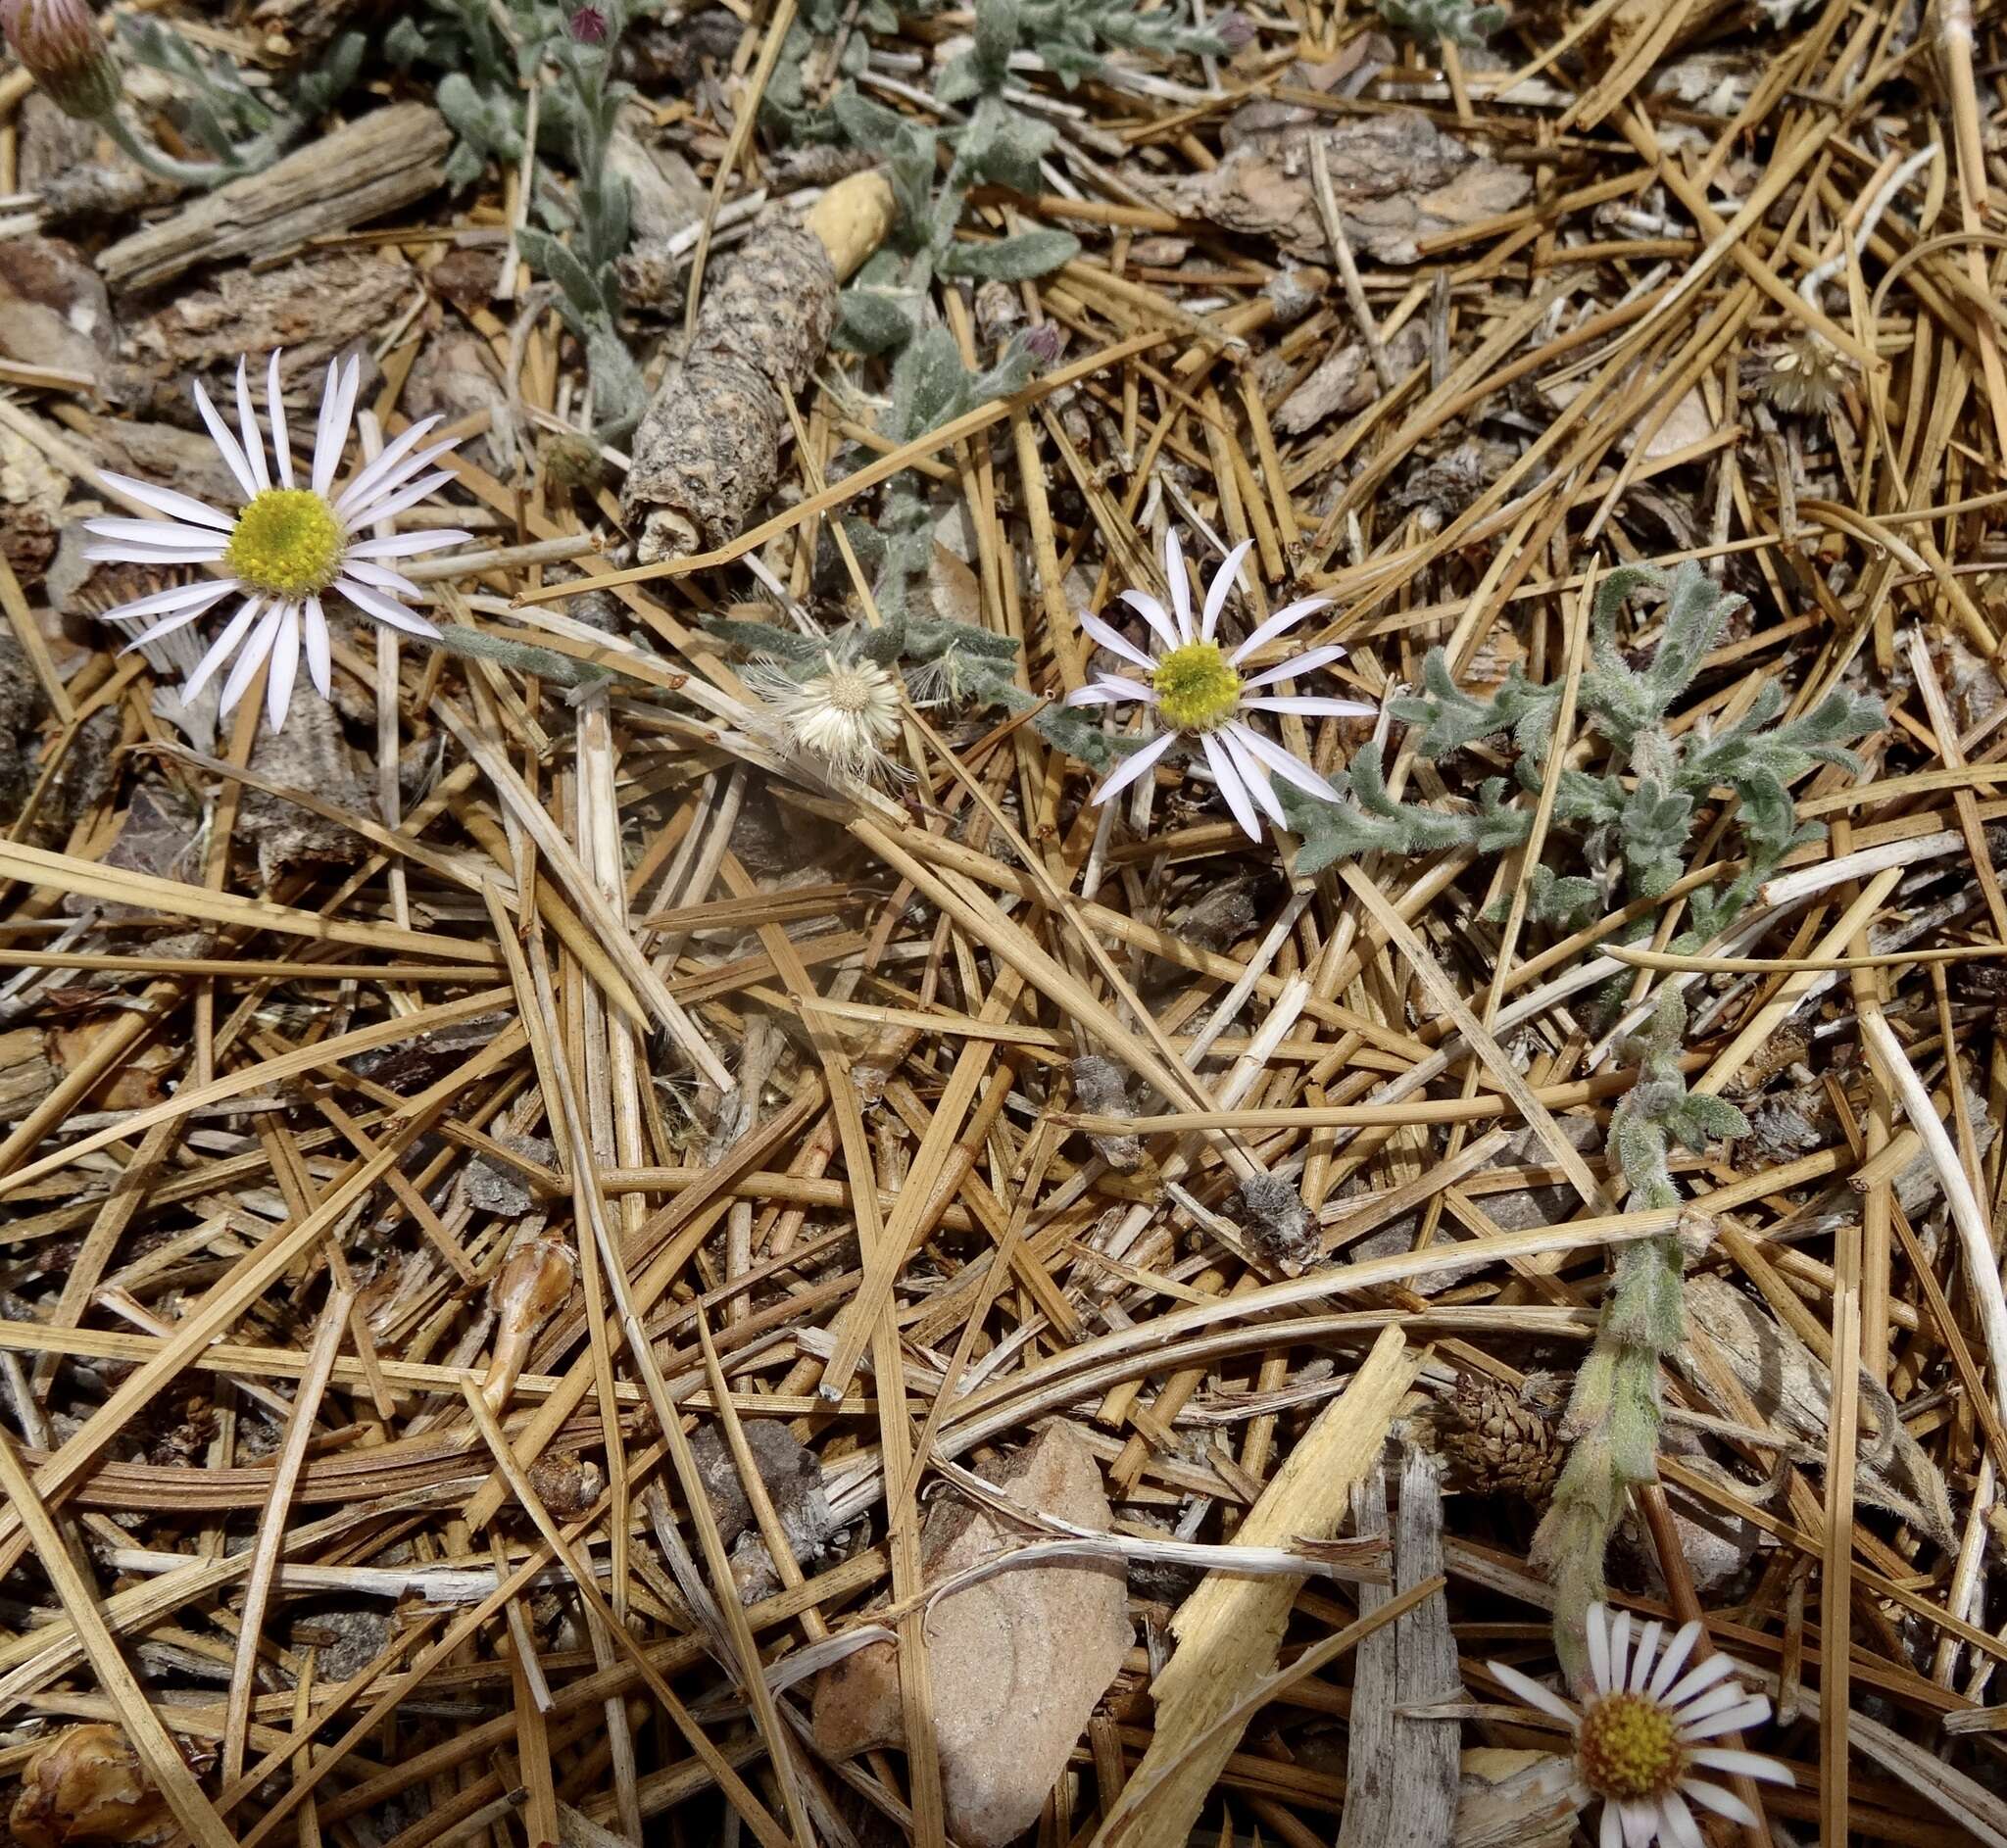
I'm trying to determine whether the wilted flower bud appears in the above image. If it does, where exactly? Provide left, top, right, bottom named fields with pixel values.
left=2, top=0, right=120, bottom=123
left=8, top=1726, right=170, bottom=1848
left=1021, top=321, right=1063, bottom=368
left=480, top=1230, right=577, bottom=1410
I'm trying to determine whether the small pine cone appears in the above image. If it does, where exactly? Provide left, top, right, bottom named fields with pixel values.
left=1436, top=1374, right=1562, bottom=1506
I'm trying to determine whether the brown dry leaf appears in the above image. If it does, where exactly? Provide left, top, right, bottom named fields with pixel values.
left=813, top=1420, right=1130, bottom=1848
left=51, top=1019, right=175, bottom=1110
left=1162, top=114, right=1531, bottom=265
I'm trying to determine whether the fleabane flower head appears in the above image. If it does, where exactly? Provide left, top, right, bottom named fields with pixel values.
left=2, top=0, right=120, bottom=122
left=1067, top=527, right=1374, bottom=840
left=746, top=651, right=904, bottom=784
left=82, top=351, right=469, bottom=731
left=1489, top=1604, right=1790, bottom=1848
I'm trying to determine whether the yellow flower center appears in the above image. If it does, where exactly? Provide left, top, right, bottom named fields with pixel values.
left=1150, top=640, right=1242, bottom=733
left=824, top=663, right=885, bottom=716
left=223, top=489, right=344, bottom=598
left=1576, top=1692, right=1686, bottom=1803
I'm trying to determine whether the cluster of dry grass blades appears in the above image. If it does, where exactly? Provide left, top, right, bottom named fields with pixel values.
left=3, top=0, right=2007, bottom=1844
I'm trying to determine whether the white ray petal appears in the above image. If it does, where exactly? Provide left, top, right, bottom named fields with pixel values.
left=1242, top=644, right=1349, bottom=690
left=265, top=605, right=300, bottom=729
left=304, top=596, right=331, bottom=698
left=1662, top=1652, right=1738, bottom=1711
left=1676, top=1697, right=1770, bottom=1742
left=1243, top=695, right=1380, bottom=717
left=1586, top=1607, right=1612, bottom=1695
left=99, top=577, right=239, bottom=627
left=343, top=528, right=473, bottom=559
left=1485, top=1659, right=1577, bottom=1724
left=235, top=356, right=269, bottom=493
left=1199, top=538, right=1252, bottom=641
left=1687, top=1748, right=1790, bottom=1785
left=220, top=602, right=284, bottom=715
left=1681, top=1779, right=1758, bottom=1825
left=1078, top=610, right=1155, bottom=671
left=1118, top=589, right=1180, bottom=655
left=95, top=470, right=234, bottom=532
left=1606, top=1612, right=1633, bottom=1692
left=340, top=558, right=422, bottom=599
left=1226, top=722, right=1343, bottom=804
left=1218, top=725, right=1287, bottom=828
left=1066, top=673, right=1153, bottom=706
left=1229, top=595, right=1333, bottom=664
left=268, top=351, right=294, bottom=488
left=193, top=378, right=259, bottom=503
left=120, top=585, right=237, bottom=650
left=334, top=416, right=446, bottom=516
left=83, top=542, right=230, bottom=566
left=1163, top=525, right=1193, bottom=639
left=1199, top=730, right=1262, bottom=840
left=313, top=354, right=362, bottom=496
left=182, top=598, right=265, bottom=701
left=1617, top=1798, right=1655, bottom=1848
left=1671, top=1681, right=1747, bottom=1728
left=1657, top=1791, right=1704, bottom=1848
left=1089, top=730, right=1176, bottom=806
left=335, top=577, right=441, bottom=638
left=1630, top=1622, right=1663, bottom=1693
left=1648, top=1623, right=1702, bottom=1698
left=343, top=469, right=452, bottom=527
left=84, top=515, right=230, bottom=550
left=1599, top=1801, right=1621, bottom=1848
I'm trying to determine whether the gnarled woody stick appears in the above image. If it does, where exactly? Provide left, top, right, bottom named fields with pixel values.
left=622, top=170, right=894, bottom=561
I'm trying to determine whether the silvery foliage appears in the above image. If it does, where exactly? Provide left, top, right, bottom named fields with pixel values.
left=1281, top=560, right=1882, bottom=943
left=1374, top=0, right=1505, bottom=47
left=387, top=0, right=646, bottom=437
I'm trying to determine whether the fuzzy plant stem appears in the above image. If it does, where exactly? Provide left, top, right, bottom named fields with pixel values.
left=1529, top=990, right=1746, bottom=1688
left=99, top=108, right=248, bottom=187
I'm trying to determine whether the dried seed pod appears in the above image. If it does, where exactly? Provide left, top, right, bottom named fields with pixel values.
left=480, top=1231, right=577, bottom=1410
left=527, top=1452, right=607, bottom=1522
left=1435, top=1374, right=1562, bottom=1507
left=8, top=1726, right=171, bottom=1848
left=1759, top=334, right=1847, bottom=416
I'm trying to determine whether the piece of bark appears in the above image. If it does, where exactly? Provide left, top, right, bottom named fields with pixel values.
left=1338, top=1448, right=1461, bottom=1848
left=1160, top=113, right=1530, bottom=265
left=1276, top=322, right=1427, bottom=434
left=238, top=690, right=375, bottom=888
left=1452, top=1751, right=1583, bottom=1848
left=1090, top=1327, right=1420, bottom=1848
left=1680, top=1274, right=1955, bottom=1547
left=812, top=1420, right=1128, bottom=1848
left=0, top=1027, right=60, bottom=1123
left=99, top=104, right=451, bottom=293
left=122, top=252, right=410, bottom=382
left=622, top=171, right=891, bottom=561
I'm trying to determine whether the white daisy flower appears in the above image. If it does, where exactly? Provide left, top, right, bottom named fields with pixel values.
left=1065, top=527, right=1374, bottom=840
left=747, top=652, right=904, bottom=783
left=1489, top=1604, right=1791, bottom=1848
left=81, top=351, right=470, bottom=731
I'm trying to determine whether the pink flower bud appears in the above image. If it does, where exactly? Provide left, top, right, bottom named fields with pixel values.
left=3, top=0, right=120, bottom=122
left=567, top=3, right=608, bottom=43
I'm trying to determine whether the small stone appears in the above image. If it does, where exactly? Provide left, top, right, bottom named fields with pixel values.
left=812, top=1421, right=1131, bottom=1848
left=467, top=1135, right=555, bottom=1217
left=689, top=1420, right=831, bottom=1571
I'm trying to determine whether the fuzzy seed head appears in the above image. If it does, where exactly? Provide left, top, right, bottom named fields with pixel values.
left=3, top=0, right=119, bottom=122
left=1150, top=639, right=1242, bottom=733
left=223, top=488, right=344, bottom=598
left=752, top=653, right=904, bottom=783
left=1761, top=335, right=1847, bottom=416
left=1576, top=1691, right=1687, bottom=1803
